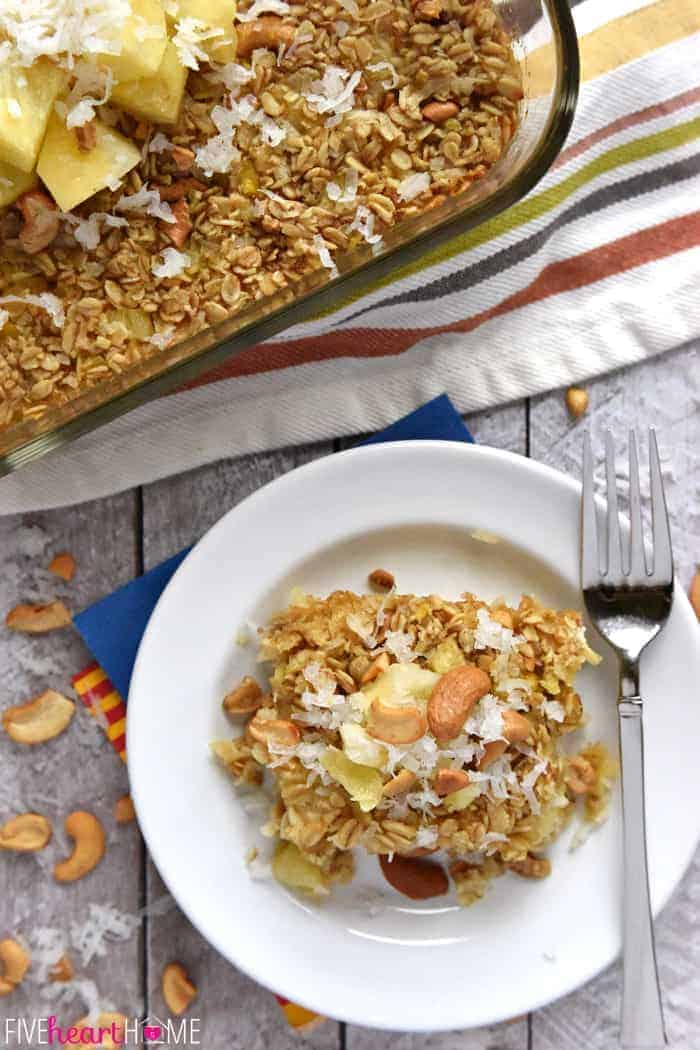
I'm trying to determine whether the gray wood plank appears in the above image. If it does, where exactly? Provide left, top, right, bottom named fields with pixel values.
left=529, top=344, right=700, bottom=1049
left=0, top=493, right=143, bottom=1025
left=140, top=443, right=340, bottom=1048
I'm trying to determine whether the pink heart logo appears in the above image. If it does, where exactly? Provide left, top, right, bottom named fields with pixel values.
left=144, top=1026, right=162, bottom=1041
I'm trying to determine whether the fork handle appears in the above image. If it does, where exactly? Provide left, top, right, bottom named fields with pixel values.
left=618, top=698, right=667, bottom=1049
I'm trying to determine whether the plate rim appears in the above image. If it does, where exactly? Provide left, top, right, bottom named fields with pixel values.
left=127, top=439, right=700, bottom=1031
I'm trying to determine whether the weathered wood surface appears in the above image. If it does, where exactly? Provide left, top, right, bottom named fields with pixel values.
left=0, top=343, right=698, bottom=1050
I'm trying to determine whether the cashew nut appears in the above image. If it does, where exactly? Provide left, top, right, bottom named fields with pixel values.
left=381, top=768, right=417, bottom=797
left=16, top=190, right=60, bottom=255
left=53, top=811, right=106, bottom=883
left=163, top=199, right=192, bottom=249
left=171, top=145, right=195, bottom=172
left=3, top=689, right=75, bottom=745
left=368, top=568, right=394, bottom=590
left=162, top=962, right=197, bottom=1016
left=5, top=601, right=71, bottom=633
left=247, top=716, right=300, bottom=749
left=114, top=794, right=136, bottom=824
left=421, top=100, right=459, bottom=124
left=360, top=651, right=390, bottom=685
left=236, top=16, right=295, bottom=58
left=48, top=552, right=77, bottom=581
left=690, top=570, right=700, bottom=619
left=478, top=710, right=532, bottom=769
left=0, top=813, right=52, bottom=852
left=0, top=939, right=30, bottom=995
left=379, top=854, right=448, bottom=900
left=433, top=768, right=470, bottom=796
left=565, top=386, right=589, bottom=418
left=49, top=953, right=74, bottom=982
left=427, top=664, right=491, bottom=741
left=366, top=698, right=427, bottom=745
left=222, top=676, right=264, bottom=719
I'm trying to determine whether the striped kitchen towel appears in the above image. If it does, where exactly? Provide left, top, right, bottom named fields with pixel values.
left=2, top=0, right=699, bottom=511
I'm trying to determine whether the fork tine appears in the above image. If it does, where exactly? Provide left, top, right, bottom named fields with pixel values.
left=604, top=430, right=625, bottom=579
left=649, top=429, right=673, bottom=583
left=627, top=431, right=647, bottom=580
left=581, top=432, right=600, bottom=588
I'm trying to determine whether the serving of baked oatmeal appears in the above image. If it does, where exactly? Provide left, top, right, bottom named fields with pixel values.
left=212, top=582, right=617, bottom=905
left=0, top=0, right=522, bottom=427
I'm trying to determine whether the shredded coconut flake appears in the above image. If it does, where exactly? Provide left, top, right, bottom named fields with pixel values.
left=172, top=16, right=224, bottom=69
left=149, top=325, right=176, bottom=349
left=0, top=292, right=64, bottom=328
left=149, top=131, right=174, bottom=154
left=0, top=0, right=133, bottom=67
left=367, top=60, right=398, bottom=89
left=349, top=204, right=382, bottom=245
left=0, top=309, right=8, bottom=332
left=70, top=904, right=140, bottom=967
left=116, top=184, right=175, bottom=223
left=151, top=247, right=190, bottom=278
left=313, top=234, right=338, bottom=277
left=337, top=0, right=359, bottom=15
left=382, top=629, right=415, bottom=664
left=303, top=65, right=361, bottom=126
left=236, top=0, right=290, bottom=19
left=206, top=62, right=256, bottom=89
left=397, top=172, right=431, bottom=201
left=542, top=699, right=566, bottom=722
left=326, top=167, right=358, bottom=204
left=334, top=18, right=349, bottom=35
left=474, top=607, right=514, bottom=653
left=414, top=825, right=439, bottom=848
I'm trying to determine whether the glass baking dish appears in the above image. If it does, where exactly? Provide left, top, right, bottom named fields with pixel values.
left=0, top=0, right=579, bottom=477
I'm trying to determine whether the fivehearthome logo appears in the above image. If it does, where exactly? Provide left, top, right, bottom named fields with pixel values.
left=2, top=1015, right=201, bottom=1046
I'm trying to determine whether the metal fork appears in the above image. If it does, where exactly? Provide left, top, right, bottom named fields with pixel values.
left=582, top=430, right=673, bottom=1049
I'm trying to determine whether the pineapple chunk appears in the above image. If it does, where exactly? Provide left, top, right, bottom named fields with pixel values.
left=111, top=42, right=187, bottom=125
left=444, top=784, right=482, bottom=812
left=362, top=664, right=439, bottom=709
left=168, top=0, right=238, bottom=62
left=0, top=161, right=37, bottom=208
left=340, top=723, right=387, bottom=770
left=321, top=747, right=384, bottom=812
left=272, top=842, right=328, bottom=897
left=99, top=0, right=167, bottom=83
left=427, top=637, right=466, bottom=674
left=0, top=60, right=65, bottom=174
left=37, top=113, right=141, bottom=213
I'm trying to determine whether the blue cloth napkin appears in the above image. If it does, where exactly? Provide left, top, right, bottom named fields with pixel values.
left=74, top=394, right=474, bottom=700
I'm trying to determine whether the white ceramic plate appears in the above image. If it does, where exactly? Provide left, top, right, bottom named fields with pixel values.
left=128, top=441, right=700, bottom=1032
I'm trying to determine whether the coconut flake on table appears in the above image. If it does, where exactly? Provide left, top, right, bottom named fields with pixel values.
left=397, top=172, right=431, bottom=202
left=116, top=184, right=175, bottom=223
left=367, top=60, right=398, bottom=89
left=236, top=0, right=290, bottom=18
left=326, top=167, right=358, bottom=204
left=172, top=16, right=224, bottom=70
left=541, top=698, right=566, bottom=722
left=70, top=903, right=139, bottom=966
left=0, top=292, right=65, bottom=328
left=0, top=0, right=132, bottom=67
left=151, top=247, right=191, bottom=278
left=303, top=65, right=362, bottom=127
left=348, top=204, right=382, bottom=246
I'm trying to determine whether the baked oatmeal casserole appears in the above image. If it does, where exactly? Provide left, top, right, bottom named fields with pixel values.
left=212, top=582, right=618, bottom=905
left=0, top=0, right=522, bottom=427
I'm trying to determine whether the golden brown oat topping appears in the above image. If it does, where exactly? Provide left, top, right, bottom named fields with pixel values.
left=213, top=589, right=616, bottom=904
left=0, top=0, right=522, bottom=427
